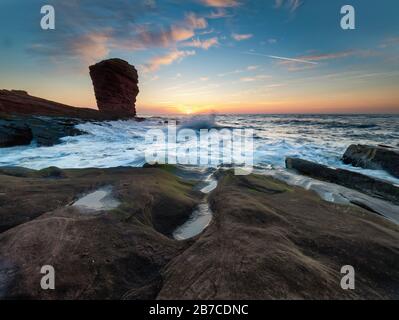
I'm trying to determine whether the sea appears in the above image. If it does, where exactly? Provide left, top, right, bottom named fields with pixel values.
left=1, top=114, right=399, bottom=185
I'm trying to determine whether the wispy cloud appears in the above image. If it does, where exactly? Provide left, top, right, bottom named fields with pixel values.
left=247, top=65, right=259, bottom=71
left=218, top=69, right=243, bottom=77
left=298, top=51, right=357, bottom=62
left=131, top=12, right=208, bottom=49
left=217, top=64, right=260, bottom=77
left=182, top=37, right=219, bottom=50
left=275, top=0, right=303, bottom=13
left=232, top=33, right=253, bottom=41
left=244, top=52, right=317, bottom=64
left=379, top=36, right=399, bottom=48
left=145, top=50, right=196, bottom=72
left=240, top=75, right=271, bottom=82
left=243, top=50, right=373, bottom=70
left=207, top=8, right=234, bottom=19
left=29, top=4, right=208, bottom=68
left=199, top=0, right=241, bottom=7
left=29, top=0, right=156, bottom=62
left=72, top=32, right=111, bottom=65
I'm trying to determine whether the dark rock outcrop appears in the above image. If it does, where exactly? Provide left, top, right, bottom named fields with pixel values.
left=0, top=115, right=83, bottom=147
left=343, top=144, right=399, bottom=179
left=0, top=89, right=105, bottom=119
left=286, top=157, right=399, bottom=205
left=0, top=118, right=33, bottom=147
left=89, top=59, right=139, bottom=117
left=27, top=117, right=83, bottom=146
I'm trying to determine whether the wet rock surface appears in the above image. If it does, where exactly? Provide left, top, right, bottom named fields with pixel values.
left=0, top=167, right=200, bottom=299
left=0, top=115, right=83, bottom=147
left=343, top=144, right=399, bottom=179
left=0, top=167, right=398, bottom=299
left=286, top=157, right=399, bottom=205
left=0, top=118, right=33, bottom=147
left=159, top=172, right=399, bottom=299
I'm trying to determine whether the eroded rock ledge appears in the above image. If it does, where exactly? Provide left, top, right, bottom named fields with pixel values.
left=0, top=167, right=398, bottom=299
left=285, top=157, right=399, bottom=206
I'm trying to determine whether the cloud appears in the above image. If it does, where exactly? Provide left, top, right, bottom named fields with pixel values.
left=298, top=51, right=356, bottom=62
left=182, top=37, right=219, bottom=50
left=250, top=50, right=375, bottom=72
left=268, top=54, right=318, bottom=64
left=185, top=12, right=208, bottom=29
left=28, top=0, right=155, bottom=64
left=275, top=0, right=303, bottom=13
left=243, top=50, right=371, bottom=71
left=28, top=2, right=208, bottom=67
left=207, top=8, right=234, bottom=19
left=240, top=75, right=271, bottom=82
left=72, top=32, right=111, bottom=65
left=244, top=52, right=317, bottom=64
left=199, top=0, right=241, bottom=7
left=130, top=12, right=208, bottom=49
left=247, top=65, right=259, bottom=71
left=218, top=69, right=243, bottom=77
left=200, top=77, right=209, bottom=81
left=145, top=50, right=196, bottom=71
left=232, top=33, right=253, bottom=41
left=379, top=37, right=399, bottom=48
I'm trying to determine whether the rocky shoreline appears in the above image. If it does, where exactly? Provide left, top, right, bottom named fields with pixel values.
left=0, top=59, right=141, bottom=148
left=0, top=166, right=398, bottom=299
left=286, top=157, right=399, bottom=205
left=1, top=57, right=398, bottom=300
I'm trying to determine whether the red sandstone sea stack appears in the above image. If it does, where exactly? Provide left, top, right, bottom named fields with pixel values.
left=89, top=58, right=139, bottom=118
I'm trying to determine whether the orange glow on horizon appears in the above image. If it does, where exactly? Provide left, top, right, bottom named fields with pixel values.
left=3, top=82, right=398, bottom=115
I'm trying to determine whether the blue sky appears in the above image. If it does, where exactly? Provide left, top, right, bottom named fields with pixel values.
left=0, top=0, right=398, bottom=114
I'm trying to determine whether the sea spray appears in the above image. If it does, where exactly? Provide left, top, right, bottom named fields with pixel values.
left=144, top=120, right=254, bottom=175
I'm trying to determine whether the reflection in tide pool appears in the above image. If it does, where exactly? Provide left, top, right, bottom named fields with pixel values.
left=173, top=203, right=213, bottom=240
left=72, top=186, right=120, bottom=212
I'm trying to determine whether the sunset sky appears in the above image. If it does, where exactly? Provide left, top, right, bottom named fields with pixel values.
left=1, top=0, right=399, bottom=115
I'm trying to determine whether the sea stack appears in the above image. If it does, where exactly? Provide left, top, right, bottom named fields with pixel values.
left=89, top=58, right=139, bottom=117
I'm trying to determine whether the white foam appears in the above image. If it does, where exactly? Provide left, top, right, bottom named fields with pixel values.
left=0, top=115, right=398, bottom=186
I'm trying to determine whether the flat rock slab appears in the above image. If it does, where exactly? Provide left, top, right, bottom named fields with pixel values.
left=286, top=157, right=399, bottom=206
left=343, top=144, right=399, bottom=179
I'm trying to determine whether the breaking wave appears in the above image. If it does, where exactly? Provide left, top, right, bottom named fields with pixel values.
left=0, top=114, right=398, bottom=184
